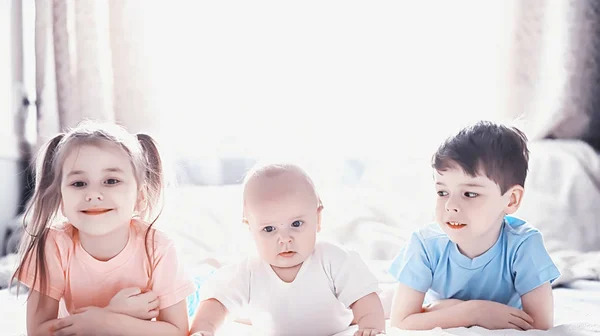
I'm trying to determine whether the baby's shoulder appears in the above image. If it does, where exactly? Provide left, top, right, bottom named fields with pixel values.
left=312, top=241, right=368, bottom=269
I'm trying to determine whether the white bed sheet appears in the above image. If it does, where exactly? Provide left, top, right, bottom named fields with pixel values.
left=1, top=280, right=599, bottom=336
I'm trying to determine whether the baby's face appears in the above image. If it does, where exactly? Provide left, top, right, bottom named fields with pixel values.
left=244, top=171, right=321, bottom=269
left=434, top=167, right=511, bottom=251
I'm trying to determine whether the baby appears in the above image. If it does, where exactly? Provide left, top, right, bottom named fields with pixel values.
left=190, top=163, right=385, bottom=336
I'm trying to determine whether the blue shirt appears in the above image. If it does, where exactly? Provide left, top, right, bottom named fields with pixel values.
left=388, top=216, right=560, bottom=308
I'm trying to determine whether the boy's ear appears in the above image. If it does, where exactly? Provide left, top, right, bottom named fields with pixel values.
left=504, top=185, right=524, bottom=214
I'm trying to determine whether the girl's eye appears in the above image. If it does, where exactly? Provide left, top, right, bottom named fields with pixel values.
left=291, top=220, right=303, bottom=228
left=464, top=192, right=478, bottom=198
left=263, top=226, right=275, bottom=233
left=71, top=181, right=86, bottom=188
left=437, top=191, right=448, bottom=197
left=105, top=179, right=120, bottom=185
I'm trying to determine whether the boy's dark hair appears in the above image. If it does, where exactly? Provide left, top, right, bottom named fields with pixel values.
left=432, top=121, right=529, bottom=194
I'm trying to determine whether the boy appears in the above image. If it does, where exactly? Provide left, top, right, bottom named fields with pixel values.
left=389, top=121, right=560, bottom=331
left=190, top=163, right=385, bottom=336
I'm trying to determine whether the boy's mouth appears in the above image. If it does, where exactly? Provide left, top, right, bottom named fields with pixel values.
left=81, top=208, right=113, bottom=215
left=278, top=251, right=297, bottom=258
left=446, top=221, right=467, bottom=229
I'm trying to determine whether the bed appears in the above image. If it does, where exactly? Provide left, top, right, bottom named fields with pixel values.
left=0, top=139, right=599, bottom=335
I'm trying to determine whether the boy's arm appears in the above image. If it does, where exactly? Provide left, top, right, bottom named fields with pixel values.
left=52, top=301, right=189, bottom=336
left=190, top=298, right=229, bottom=335
left=521, top=282, right=554, bottom=330
left=350, top=292, right=385, bottom=333
left=390, top=283, right=535, bottom=331
left=390, top=283, right=473, bottom=330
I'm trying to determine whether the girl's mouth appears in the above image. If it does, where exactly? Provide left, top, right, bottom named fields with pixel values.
left=81, top=209, right=112, bottom=215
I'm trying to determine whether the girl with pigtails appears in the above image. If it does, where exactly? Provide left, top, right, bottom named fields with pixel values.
left=11, top=121, right=195, bottom=336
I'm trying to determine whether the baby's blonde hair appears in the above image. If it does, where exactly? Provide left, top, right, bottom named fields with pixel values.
left=12, top=120, right=165, bottom=300
left=241, top=162, right=322, bottom=222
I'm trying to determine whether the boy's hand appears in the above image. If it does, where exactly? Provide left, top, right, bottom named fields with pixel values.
left=470, top=300, right=534, bottom=330
left=354, top=328, right=385, bottom=336
left=107, top=287, right=160, bottom=320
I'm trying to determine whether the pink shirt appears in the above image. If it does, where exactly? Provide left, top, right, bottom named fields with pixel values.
left=18, top=219, right=195, bottom=316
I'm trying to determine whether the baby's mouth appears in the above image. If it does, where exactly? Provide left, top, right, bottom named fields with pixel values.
left=278, top=251, right=297, bottom=258
left=446, top=221, right=467, bottom=229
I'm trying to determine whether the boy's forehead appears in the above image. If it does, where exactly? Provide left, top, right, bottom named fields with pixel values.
left=434, top=167, right=497, bottom=187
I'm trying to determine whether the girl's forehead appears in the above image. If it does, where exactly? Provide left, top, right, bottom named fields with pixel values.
left=61, top=143, right=134, bottom=174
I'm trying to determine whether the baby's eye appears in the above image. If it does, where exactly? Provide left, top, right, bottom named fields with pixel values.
left=464, top=192, right=478, bottom=198
left=105, top=178, right=120, bottom=185
left=71, top=181, right=86, bottom=188
left=291, top=220, right=303, bottom=228
left=263, top=226, right=275, bottom=233
left=437, top=191, right=448, bottom=197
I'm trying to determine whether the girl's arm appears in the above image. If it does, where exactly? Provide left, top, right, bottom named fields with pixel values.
left=521, top=282, right=554, bottom=330
left=52, top=301, right=189, bottom=336
left=26, top=289, right=60, bottom=336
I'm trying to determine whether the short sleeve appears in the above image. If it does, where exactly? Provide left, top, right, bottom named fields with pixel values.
left=326, top=245, right=380, bottom=308
left=17, top=230, right=67, bottom=301
left=198, top=261, right=250, bottom=315
left=512, top=232, right=561, bottom=295
left=387, top=231, right=433, bottom=293
left=151, top=242, right=196, bottom=309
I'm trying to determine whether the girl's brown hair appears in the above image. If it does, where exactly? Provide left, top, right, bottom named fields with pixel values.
left=11, top=121, right=165, bottom=299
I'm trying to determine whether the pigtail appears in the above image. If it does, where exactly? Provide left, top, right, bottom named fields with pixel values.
left=136, top=133, right=165, bottom=288
left=11, top=133, right=65, bottom=299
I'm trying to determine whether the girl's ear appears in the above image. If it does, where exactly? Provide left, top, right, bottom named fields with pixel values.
left=136, top=187, right=148, bottom=213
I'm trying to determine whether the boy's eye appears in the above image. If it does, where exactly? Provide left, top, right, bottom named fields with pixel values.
left=437, top=191, right=448, bottom=197
left=291, top=220, right=303, bottom=228
left=263, top=226, right=275, bottom=233
left=105, top=178, right=120, bottom=185
left=464, top=192, right=478, bottom=198
left=71, top=181, right=86, bottom=188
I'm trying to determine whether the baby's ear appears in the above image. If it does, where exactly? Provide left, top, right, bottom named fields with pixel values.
left=316, top=200, right=324, bottom=232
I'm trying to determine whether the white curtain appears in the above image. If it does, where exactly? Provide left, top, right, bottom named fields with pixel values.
left=34, top=0, right=162, bottom=147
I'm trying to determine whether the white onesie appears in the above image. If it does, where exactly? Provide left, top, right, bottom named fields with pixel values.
left=199, top=241, right=380, bottom=336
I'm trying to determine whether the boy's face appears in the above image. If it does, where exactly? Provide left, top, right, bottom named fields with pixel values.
left=244, top=171, right=321, bottom=270
left=434, top=166, right=520, bottom=253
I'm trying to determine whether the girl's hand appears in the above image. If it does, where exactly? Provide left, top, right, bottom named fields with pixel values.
left=354, top=328, right=385, bottom=336
left=107, top=287, right=160, bottom=320
left=191, top=332, right=215, bottom=336
left=51, top=307, right=116, bottom=336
